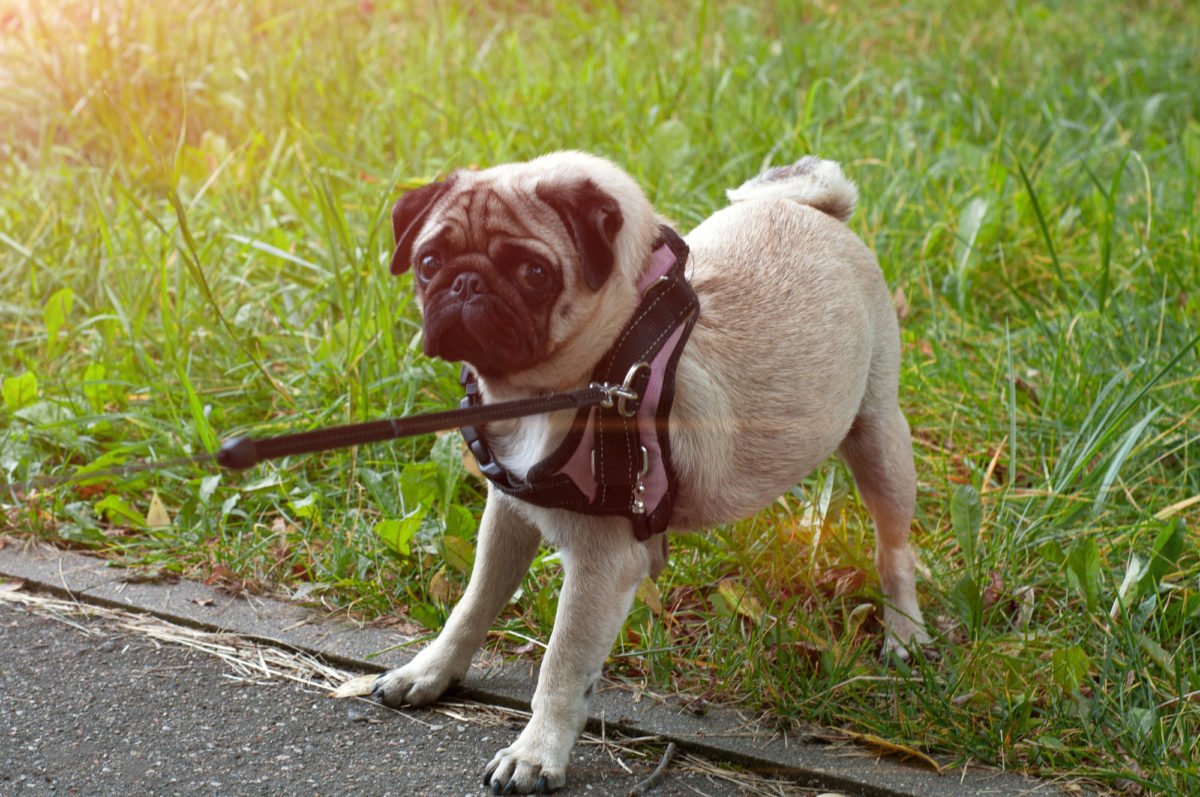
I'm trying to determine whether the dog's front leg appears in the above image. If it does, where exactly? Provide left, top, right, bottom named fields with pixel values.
left=484, top=519, right=650, bottom=794
left=374, top=494, right=541, bottom=707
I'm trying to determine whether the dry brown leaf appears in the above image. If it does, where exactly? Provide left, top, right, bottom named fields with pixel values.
left=429, top=567, right=462, bottom=604
left=636, top=577, right=663, bottom=616
left=844, top=603, right=875, bottom=639
left=1014, top=584, right=1036, bottom=630
left=145, top=491, right=172, bottom=528
left=328, top=673, right=378, bottom=699
left=717, top=579, right=765, bottom=623
left=462, top=442, right=483, bottom=480
left=835, top=729, right=942, bottom=772
left=982, top=570, right=1004, bottom=609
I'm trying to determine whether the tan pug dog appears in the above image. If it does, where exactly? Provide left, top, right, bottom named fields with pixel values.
left=373, top=151, right=928, bottom=793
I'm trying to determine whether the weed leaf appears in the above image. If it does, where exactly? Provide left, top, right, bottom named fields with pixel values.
left=951, top=484, right=983, bottom=569
left=1138, top=518, right=1186, bottom=596
left=374, top=514, right=419, bottom=557
left=1066, top=538, right=1101, bottom=612
left=2, top=372, right=37, bottom=412
left=43, top=287, right=74, bottom=358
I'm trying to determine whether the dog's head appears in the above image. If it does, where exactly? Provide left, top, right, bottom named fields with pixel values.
left=388, top=152, right=660, bottom=389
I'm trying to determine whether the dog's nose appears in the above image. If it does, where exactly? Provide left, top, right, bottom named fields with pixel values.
left=450, top=271, right=488, bottom=298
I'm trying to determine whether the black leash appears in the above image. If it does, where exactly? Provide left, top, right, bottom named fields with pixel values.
left=3, top=383, right=625, bottom=496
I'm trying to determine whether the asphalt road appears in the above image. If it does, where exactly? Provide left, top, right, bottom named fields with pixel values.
left=0, top=598, right=809, bottom=797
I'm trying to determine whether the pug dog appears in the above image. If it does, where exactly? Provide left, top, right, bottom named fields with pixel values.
left=373, top=151, right=929, bottom=793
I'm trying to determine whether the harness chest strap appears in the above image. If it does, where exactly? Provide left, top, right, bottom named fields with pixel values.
left=460, top=225, right=699, bottom=540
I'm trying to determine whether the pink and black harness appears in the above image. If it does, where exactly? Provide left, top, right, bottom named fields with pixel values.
left=460, top=225, right=699, bottom=540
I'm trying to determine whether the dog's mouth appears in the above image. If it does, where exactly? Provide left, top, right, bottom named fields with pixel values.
left=422, top=295, right=534, bottom=377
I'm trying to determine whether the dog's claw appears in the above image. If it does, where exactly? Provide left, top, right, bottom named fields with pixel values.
left=502, top=781, right=517, bottom=795
left=535, top=775, right=548, bottom=795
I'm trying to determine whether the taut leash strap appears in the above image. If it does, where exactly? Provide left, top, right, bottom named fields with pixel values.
left=215, top=386, right=610, bottom=470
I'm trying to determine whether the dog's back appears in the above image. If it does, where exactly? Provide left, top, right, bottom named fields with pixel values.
left=668, top=158, right=893, bottom=529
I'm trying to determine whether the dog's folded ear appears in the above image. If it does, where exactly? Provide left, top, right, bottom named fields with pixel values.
left=389, top=178, right=453, bottom=276
left=536, top=178, right=624, bottom=291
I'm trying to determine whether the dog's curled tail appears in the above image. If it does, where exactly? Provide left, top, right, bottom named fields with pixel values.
left=726, top=156, right=857, bottom=223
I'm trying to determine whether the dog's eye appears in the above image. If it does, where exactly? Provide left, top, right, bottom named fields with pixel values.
left=516, top=262, right=549, bottom=291
left=415, top=251, right=442, bottom=281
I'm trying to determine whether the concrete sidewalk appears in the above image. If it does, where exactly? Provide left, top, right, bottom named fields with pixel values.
left=0, top=538, right=1079, bottom=797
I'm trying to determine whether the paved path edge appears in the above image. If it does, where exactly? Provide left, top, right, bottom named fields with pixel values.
left=0, top=538, right=1079, bottom=797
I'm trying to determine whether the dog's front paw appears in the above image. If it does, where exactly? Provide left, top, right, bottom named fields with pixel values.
left=880, top=616, right=936, bottom=664
left=371, top=658, right=459, bottom=708
left=482, top=734, right=570, bottom=794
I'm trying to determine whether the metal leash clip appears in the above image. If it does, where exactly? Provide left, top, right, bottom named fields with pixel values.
left=590, top=381, right=639, bottom=411
left=590, top=361, right=650, bottom=418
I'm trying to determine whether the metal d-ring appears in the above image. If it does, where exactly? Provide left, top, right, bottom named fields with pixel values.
left=617, top=362, right=650, bottom=418
left=641, top=275, right=670, bottom=299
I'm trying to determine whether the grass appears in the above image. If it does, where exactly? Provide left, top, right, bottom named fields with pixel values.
left=1, top=0, right=1198, bottom=792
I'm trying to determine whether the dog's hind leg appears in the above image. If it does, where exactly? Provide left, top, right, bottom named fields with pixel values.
left=373, top=495, right=541, bottom=707
left=839, top=402, right=929, bottom=653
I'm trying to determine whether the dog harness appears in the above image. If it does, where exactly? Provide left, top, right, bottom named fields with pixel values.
left=460, top=225, right=699, bottom=540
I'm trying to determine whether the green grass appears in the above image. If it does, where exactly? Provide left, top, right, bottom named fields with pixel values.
left=2, top=0, right=1198, bottom=792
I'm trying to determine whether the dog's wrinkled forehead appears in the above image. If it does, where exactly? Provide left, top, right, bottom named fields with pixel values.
left=390, top=157, right=626, bottom=293
left=419, top=174, right=567, bottom=262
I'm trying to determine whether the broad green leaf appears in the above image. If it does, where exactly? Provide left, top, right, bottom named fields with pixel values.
left=82, top=362, right=109, bottom=411
left=951, top=484, right=983, bottom=568
left=1050, top=645, right=1091, bottom=694
left=374, top=513, right=420, bottom=557
left=431, top=432, right=466, bottom=508
left=43, top=287, right=74, bottom=356
left=95, top=494, right=144, bottom=527
left=289, top=492, right=318, bottom=519
left=952, top=574, right=983, bottom=636
left=1139, top=518, right=1186, bottom=594
left=1066, top=538, right=1101, bottom=612
left=399, top=462, right=438, bottom=517
left=442, top=534, right=475, bottom=575
left=441, top=503, right=476, bottom=540
left=198, top=474, right=222, bottom=505
left=2, top=371, right=38, bottom=412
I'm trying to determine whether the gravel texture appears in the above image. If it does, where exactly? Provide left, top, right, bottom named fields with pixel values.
left=0, top=599, right=803, bottom=796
